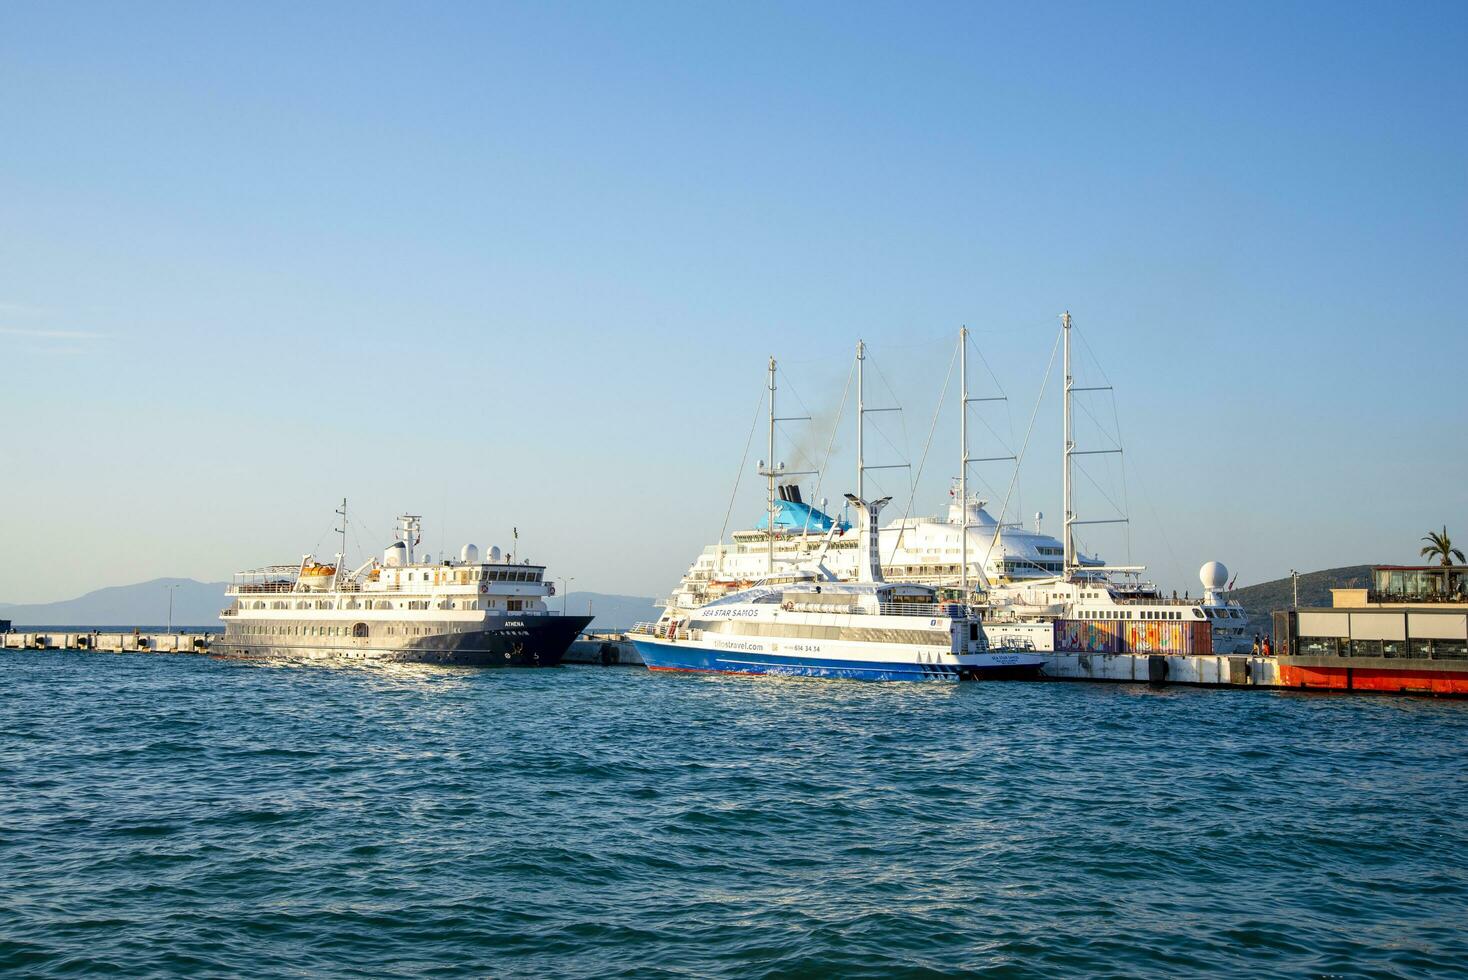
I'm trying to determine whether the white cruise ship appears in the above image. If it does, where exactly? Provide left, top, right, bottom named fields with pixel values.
left=657, top=319, right=1252, bottom=655
left=218, top=512, right=591, bottom=666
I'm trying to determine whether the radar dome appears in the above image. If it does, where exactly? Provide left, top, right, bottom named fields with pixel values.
left=1200, top=561, right=1229, bottom=591
left=489, top=545, right=502, bottom=562
left=460, top=543, right=479, bottom=563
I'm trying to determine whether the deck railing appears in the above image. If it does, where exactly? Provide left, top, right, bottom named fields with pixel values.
left=877, top=602, right=966, bottom=618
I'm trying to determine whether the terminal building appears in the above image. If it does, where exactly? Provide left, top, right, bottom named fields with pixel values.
left=1273, top=565, right=1468, bottom=695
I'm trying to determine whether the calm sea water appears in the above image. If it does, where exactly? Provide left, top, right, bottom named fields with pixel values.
left=2, top=651, right=1465, bottom=978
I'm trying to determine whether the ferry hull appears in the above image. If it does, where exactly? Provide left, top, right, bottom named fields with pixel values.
left=218, top=615, right=592, bottom=668
left=630, top=637, right=1043, bottom=682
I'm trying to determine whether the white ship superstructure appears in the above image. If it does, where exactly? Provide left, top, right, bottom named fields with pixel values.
left=629, top=495, right=1045, bottom=681
left=219, top=512, right=591, bottom=666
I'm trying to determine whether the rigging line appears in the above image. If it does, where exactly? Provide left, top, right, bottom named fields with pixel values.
left=984, top=324, right=1063, bottom=583
left=874, top=359, right=916, bottom=507
left=808, top=357, right=855, bottom=517
left=308, top=513, right=337, bottom=561
left=775, top=364, right=815, bottom=424
left=773, top=421, right=822, bottom=475
left=1072, top=395, right=1124, bottom=452
left=866, top=413, right=908, bottom=458
left=717, top=384, right=768, bottom=552
left=1073, top=324, right=1114, bottom=388
left=1072, top=457, right=1128, bottom=519
left=974, top=410, right=1016, bottom=456
left=963, top=330, right=1022, bottom=517
left=887, top=340, right=958, bottom=567
left=771, top=368, right=826, bottom=478
left=1127, top=454, right=1185, bottom=589
left=864, top=332, right=960, bottom=351
left=348, top=523, right=369, bottom=569
left=1109, top=382, right=1133, bottom=566
left=966, top=329, right=1009, bottom=398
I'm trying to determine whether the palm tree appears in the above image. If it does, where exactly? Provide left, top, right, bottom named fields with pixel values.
left=1420, top=526, right=1465, bottom=567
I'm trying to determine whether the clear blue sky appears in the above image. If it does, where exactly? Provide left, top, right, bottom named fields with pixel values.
left=3, top=1, right=1465, bottom=603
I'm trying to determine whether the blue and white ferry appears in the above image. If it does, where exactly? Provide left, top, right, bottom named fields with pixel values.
left=628, top=495, right=1046, bottom=682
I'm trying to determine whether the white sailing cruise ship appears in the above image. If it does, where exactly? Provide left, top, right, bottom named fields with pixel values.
left=656, top=319, right=1252, bottom=655
left=218, top=512, right=591, bottom=666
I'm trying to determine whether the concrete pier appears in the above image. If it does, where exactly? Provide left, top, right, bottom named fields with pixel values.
left=1, top=631, right=214, bottom=654
left=1036, top=651, right=1280, bottom=688
left=0, top=631, right=1326, bottom=693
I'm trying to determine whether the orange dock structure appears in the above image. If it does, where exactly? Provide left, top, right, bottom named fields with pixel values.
left=1273, top=565, right=1468, bottom=697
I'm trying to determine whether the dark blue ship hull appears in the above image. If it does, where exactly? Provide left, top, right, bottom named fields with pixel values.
left=218, top=615, right=592, bottom=667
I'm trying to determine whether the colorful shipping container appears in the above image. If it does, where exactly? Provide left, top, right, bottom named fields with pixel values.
left=1054, top=618, right=1212, bottom=656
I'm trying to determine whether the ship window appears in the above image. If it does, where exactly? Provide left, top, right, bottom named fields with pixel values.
left=1298, top=636, right=1337, bottom=656
left=1436, top=640, right=1468, bottom=659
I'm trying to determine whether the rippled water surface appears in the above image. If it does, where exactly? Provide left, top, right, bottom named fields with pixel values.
left=2, top=651, right=1466, bottom=977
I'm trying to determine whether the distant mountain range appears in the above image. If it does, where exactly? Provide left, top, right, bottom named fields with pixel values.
left=0, top=569, right=1369, bottom=637
left=0, top=578, right=662, bottom=631
left=0, top=578, right=230, bottom=629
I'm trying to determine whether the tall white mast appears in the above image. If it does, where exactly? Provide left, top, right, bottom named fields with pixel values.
left=1062, top=311, right=1073, bottom=578
left=334, top=497, right=348, bottom=589
left=854, top=339, right=906, bottom=544
left=856, top=340, right=865, bottom=501
left=1060, top=311, right=1124, bottom=580
left=757, top=356, right=812, bottom=575
left=960, top=328, right=969, bottom=601
left=766, top=356, right=777, bottom=573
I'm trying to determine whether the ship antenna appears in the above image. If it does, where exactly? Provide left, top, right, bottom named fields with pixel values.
left=334, top=497, right=348, bottom=589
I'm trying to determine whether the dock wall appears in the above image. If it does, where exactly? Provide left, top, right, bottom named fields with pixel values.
left=13, top=632, right=1466, bottom=696
left=1, top=631, right=212, bottom=654
left=1038, top=652, right=1280, bottom=688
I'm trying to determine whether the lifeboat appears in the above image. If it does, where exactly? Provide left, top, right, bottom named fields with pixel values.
left=297, top=561, right=338, bottom=592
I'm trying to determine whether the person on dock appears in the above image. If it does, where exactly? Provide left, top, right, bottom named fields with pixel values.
left=1252, top=634, right=1262, bottom=656
left=1261, top=636, right=1273, bottom=657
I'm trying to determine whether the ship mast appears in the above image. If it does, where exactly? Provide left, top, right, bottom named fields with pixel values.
left=960, top=328, right=968, bottom=602
left=334, top=497, right=347, bottom=589
left=757, top=356, right=811, bottom=575
left=1061, top=311, right=1124, bottom=581
left=856, top=340, right=865, bottom=501
left=766, top=356, right=776, bottom=573
left=963, top=328, right=1011, bottom=594
left=1062, top=311, right=1073, bottom=578
left=855, top=339, right=905, bottom=528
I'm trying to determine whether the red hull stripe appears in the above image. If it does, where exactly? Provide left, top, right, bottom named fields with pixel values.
left=1279, top=664, right=1468, bottom=696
